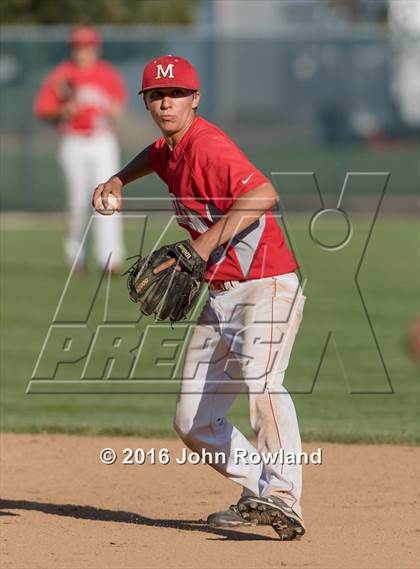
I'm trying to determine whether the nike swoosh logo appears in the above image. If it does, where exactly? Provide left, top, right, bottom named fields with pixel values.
left=242, top=172, right=254, bottom=185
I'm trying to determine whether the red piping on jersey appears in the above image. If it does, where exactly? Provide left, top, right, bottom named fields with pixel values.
left=263, top=278, right=276, bottom=391
left=264, top=279, right=285, bottom=476
left=268, top=390, right=285, bottom=476
left=290, top=482, right=297, bottom=510
left=265, top=280, right=300, bottom=507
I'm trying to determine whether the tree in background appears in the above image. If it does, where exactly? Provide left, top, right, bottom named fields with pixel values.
left=1, top=0, right=198, bottom=24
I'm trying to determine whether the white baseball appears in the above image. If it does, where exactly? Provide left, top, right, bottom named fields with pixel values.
left=98, top=194, right=119, bottom=216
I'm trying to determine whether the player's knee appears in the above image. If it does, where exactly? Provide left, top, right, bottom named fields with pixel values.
left=173, top=410, right=225, bottom=443
left=173, top=406, right=218, bottom=441
left=173, top=411, right=194, bottom=440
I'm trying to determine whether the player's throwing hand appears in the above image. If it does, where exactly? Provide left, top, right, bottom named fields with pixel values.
left=92, top=176, right=123, bottom=212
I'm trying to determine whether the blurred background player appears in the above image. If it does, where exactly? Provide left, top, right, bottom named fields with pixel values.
left=34, top=25, right=128, bottom=274
left=388, top=0, right=420, bottom=134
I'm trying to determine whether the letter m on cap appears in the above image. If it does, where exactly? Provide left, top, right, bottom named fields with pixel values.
left=156, top=63, right=174, bottom=79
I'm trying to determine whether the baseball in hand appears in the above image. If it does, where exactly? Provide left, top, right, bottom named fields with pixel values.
left=97, top=194, right=119, bottom=216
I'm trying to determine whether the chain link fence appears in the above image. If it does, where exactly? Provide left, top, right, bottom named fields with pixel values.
left=0, top=25, right=418, bottom=210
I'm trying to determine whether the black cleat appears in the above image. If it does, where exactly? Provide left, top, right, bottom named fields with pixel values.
left=207, top=504, right=258, bottom=528
left=237, top=495, right=305, bottom=540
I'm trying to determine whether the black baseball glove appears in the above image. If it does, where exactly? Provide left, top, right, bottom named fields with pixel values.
left=125, top=240, right=206, bottom=323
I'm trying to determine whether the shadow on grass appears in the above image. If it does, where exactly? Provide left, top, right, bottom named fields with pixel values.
left=0, top=499, right=278, bottom=542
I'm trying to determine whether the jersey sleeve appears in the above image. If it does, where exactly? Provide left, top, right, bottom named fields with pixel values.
left=149, top=138, right=169, bottom=183
left=33, top=65, right=65, bottom=118
left=198, top=134, right=271, bottom=211
left=104, top=63, right=129, bottom=104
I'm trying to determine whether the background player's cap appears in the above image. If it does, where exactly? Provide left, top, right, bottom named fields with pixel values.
left=70, top=26, right=101, bottom=47
left=139, top=55, right=200, bottom=94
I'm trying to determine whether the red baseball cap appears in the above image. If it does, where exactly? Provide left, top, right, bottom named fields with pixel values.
left=70, top=26, right=101, bottom=47
left=139, top=55, right=200, bottom=94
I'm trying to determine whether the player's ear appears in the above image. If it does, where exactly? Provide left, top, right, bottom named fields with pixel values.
left=192, top=90, right=200, bottom=111
left=143, top=94, right=149, bottom=111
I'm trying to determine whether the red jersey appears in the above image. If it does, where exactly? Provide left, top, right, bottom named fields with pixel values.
left=34, top=60, right=127, bottom=134
left=150, top=116, right=298, bottom=282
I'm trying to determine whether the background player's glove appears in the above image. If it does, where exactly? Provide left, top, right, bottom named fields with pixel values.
left=57, top=78, right=76, bottom=102
left=126, top=240, right=206, bottom=323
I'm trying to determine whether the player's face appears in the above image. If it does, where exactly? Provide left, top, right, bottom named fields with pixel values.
left=144, top=88, right=200, bottom=136
left=71, top=44, right=100, bottom=68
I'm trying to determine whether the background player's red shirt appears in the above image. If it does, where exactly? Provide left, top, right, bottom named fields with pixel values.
left=34, top=60, right=127, bottom=134
left=150, top=116, right=298, bottom=282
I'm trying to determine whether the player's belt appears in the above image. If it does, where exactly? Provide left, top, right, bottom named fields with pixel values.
left=208, top=280, right=240, bottom=292
left=208, top=273, right=297, bottom=293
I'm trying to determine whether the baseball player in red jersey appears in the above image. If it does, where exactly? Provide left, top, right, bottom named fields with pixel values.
left=34, top=25, right=127, bottom=274
left=93, top=56, right=306, bottom=540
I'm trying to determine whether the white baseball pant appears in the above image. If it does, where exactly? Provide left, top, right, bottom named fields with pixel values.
left=174, top=271, right=306, bottom=519
left=58, top=131, right=124, bottom=271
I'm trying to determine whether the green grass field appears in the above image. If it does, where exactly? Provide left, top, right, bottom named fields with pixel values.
left=1, top=213, right=418, bottom=444
left=1, top=143, right=419, bottom=210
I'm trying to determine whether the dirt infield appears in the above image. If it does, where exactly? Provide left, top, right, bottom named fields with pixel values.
left=1, top=434, right=419, bottom=569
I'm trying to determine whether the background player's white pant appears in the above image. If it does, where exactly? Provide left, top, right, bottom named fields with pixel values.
left=174, top=272, right=306, bottom=519
left=58, top=132, right=124, bottom=270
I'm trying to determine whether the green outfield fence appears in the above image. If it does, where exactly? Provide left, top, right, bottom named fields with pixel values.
left=0, top=25, right=419, bottom=211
